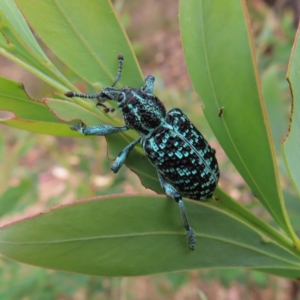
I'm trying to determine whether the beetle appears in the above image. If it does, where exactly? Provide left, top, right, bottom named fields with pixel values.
left=65, top=54, right=220, bottom=250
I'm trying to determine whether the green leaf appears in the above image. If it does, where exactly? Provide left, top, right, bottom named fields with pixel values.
left=213, top=188, right=293, bottom=251
left=15, top=0, right=144, bottom=89
left=262, top=65, right=286, bottom=153
left=0, top=179, right=32, bottom=218
left=179, top=0, right=298, bottom=245
left=0, top=195, right=299, bottom=278
left=0, top=0, right=73, bottom=91
left=0, top=77, right=74, bottom=136
left=0, top=0, right=49, bottom=61
left=283, top=26, right=300, bottom=197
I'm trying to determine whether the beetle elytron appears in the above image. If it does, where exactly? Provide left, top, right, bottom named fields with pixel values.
left=65, top=55, right=220, bottom=250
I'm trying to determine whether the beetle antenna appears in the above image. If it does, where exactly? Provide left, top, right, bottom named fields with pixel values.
left=111, top=54, right=124, bottom=87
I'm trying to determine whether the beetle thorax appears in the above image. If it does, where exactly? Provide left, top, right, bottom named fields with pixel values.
left=119, top=88, right=167, bottom=136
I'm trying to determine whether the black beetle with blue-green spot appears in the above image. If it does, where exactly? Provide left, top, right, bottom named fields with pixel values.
left=65, top=55, right=220, bottom=250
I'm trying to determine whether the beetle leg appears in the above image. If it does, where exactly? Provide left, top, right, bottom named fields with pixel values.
left=70, top=123, right=128, bottom=136
left=157, top=171, right=196, bottom=251
left=141, top=75, right=155, bottom=94
left=111, top=138, right=141, bottom=173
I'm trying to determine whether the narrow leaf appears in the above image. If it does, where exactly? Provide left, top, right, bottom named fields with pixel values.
left=283, top=25, right=300, bottom=197
left=0, top=0, right=73, bottom=90
left=179, top=0, right=298, bottom=244
left=0, top=77, right=73, bottom=136
left=16, top=0, right=144, bottom=88
left=0, top=195, right=299, bottom=277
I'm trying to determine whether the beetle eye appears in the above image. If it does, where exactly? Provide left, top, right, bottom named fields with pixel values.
left=118, top=93, right=124, bottom=102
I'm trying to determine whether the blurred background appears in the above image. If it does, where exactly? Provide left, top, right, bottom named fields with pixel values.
left=0, top=0, right=299, bottom=299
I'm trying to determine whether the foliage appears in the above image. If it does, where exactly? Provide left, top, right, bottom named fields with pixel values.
left=0, top=0, right=299, bottom=285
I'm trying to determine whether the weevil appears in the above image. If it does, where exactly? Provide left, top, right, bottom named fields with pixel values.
left=65, top=54, right=220, bottom=250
